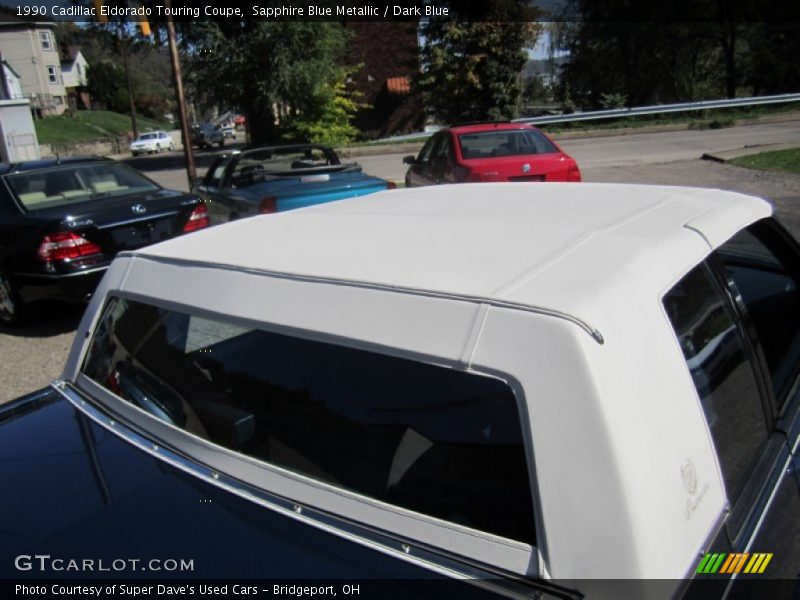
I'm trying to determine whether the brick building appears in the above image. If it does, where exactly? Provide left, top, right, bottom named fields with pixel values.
left=344, top=22, right=425, bottom=139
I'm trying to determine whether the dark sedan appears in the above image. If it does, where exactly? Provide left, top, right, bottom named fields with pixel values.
left=0, top=157, right=209, bottom=325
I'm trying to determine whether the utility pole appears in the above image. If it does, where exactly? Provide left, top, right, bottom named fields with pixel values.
left=165, top=5, right=196, bottom=187
left=121, top=40, right=138, bottom=139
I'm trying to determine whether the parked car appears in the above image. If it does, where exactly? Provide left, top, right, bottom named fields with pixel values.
left=403, top=122, right=581, bottom=187
left=0, top=157, right=209, bottom=325
left=190, top=123, right=224, bottom=150
left=194, top=144, right=395, bottom=223
left=2, top=184, right=798, bottom=596
left=130, top=131, right=174, bottom=156
left=220, top=126, right=236, bottom=140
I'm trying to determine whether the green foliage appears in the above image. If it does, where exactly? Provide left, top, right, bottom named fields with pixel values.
left=183, top=22, right=358, bottom=145
left=282, top=73, right=363, bottom=146
left=558, top=1, right=800, bottom=110
left=56, top=22, right=175, bottom=120
left=418, top=2, right=541, bottom=123
left=86, top=63, right=128, bottom=114
left=600, top=93, right=627, bottom=109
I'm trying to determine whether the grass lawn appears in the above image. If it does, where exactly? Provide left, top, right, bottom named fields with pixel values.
left=730, top=148, right=800, bottom=175
left=35, top=110, right=173, bottom=146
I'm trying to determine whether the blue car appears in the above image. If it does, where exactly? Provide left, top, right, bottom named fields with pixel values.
left=193, top=144, right=395, bottom=222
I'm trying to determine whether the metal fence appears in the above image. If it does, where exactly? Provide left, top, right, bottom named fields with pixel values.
left=373, top=92, right=800, bottom=143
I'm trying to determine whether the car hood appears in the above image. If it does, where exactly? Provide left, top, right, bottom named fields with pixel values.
left=0, top=390, right=441, bottom=581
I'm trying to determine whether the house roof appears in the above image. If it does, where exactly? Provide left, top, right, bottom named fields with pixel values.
left=1, top=59, right=20, bottom=79
left=131, top=183, right=772, bottom=337
left=59, top=45, right=83, bottom=64
left=385, top=76, right=410, bottom=95
left=0, top=18, right=56, bottom=29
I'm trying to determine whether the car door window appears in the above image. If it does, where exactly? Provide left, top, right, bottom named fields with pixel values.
left=204, top=158, right=231, bottom=188
left=717, top=220, right=800, bottom=413
left=418, top=133, right=445, bottom=164
left=664, top=264, right=769, bottom=505
left=432, top=135, right=452, bottom=163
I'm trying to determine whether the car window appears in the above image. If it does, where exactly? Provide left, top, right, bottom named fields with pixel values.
left=717, top=220, right=800, bottom=412
left=458, top=130, right=559, bottom=160
left=431, top=135, right=453, bottom=164
left=663, top=263, right=769, bottom=504
left=82, top=298, right=536, bottom=545
left=6, top=163, right=159, bottom=210
left=204, top=158, right=231, bottom=187
left=139, top=133, right=157, bottom=141
left=418, top=133, right=445, bottom=163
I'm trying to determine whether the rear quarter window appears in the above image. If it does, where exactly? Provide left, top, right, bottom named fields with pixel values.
left=663, top=263, right=769, bottom=504
left=82, top=298, right=536, bottom=545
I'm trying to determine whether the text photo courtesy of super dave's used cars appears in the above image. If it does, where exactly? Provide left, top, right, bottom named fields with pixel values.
left=1, top=177, right=800, bottom=598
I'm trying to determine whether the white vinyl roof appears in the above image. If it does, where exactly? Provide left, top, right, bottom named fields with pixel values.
left=132, top=183, right=772, bottom=336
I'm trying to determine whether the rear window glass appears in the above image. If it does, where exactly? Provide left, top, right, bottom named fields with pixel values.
left=458, top=129, right=558, bottom=160
left=81, top=298, right=536, bottom=544
left=6, top=163, right=159, bottom=211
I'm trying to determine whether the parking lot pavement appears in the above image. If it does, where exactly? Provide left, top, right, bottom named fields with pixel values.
left=1, top=158, right=799, bottom=405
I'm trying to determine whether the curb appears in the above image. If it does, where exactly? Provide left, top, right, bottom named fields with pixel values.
left=702, top=142, right=799, bottom=163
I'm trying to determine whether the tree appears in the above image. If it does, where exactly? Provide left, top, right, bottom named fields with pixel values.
left=417, top=1, right=541, bottom=123
left=86, top=62, right=128, bottom=113
left=557, top=0, right=800, bottom=109
left=56, top=21, right=175, bottom=122
left=281, top=70, right=363, bottom=145
left=183, top=21, right=358, bottom=145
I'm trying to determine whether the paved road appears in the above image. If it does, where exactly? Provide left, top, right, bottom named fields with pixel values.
left=2, top=123, right=799, bottom=403
left=358, top=119, right=800, bottom=181
left=119, top=119, right=800, bottom=189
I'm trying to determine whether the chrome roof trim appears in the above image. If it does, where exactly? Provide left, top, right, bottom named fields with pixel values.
left=116, top=253, right=606, bottom=345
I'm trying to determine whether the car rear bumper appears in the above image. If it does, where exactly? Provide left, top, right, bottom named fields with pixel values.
left=13, top=266, right=108, bottom=304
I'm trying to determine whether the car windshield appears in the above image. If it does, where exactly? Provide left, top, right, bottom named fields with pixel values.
left=137, top=133, right=158, bottom=141
left=6, top=163, right=160, bottom=211
left=229, top=147, right=341, bottom=186
left=458, top=129, right=559, bottom=159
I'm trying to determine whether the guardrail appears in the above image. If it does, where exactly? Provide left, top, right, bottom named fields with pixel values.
left=512, top=92, right=800, bottom=125
left=373, top=92, right=800, bottom=143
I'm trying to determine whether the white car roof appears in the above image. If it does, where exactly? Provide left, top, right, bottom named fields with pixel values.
left=132, top=182, right=771, bottom=337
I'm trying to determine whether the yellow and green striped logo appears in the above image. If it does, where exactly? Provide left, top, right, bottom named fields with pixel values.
left=696, top=553, right=773, bottom=575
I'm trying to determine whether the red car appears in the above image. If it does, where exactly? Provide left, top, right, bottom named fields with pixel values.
left=403, top=122, right=581, bottom=187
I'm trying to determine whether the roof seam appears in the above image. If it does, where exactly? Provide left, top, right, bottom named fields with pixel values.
left=492, top=190, right=707, bottom=297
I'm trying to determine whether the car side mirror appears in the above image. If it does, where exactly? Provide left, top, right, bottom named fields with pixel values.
left=403, top=155, right=417, bottom=165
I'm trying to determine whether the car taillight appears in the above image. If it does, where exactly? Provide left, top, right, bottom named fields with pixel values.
left=259, top=196, right=278, bottom=214
left=183, top=203, right=209, bottom=232
left=37, top=231, right=102, bottom=262
left=386, top=181, right=397, bottom=190
left=567, top=162, right=582, bottom=182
